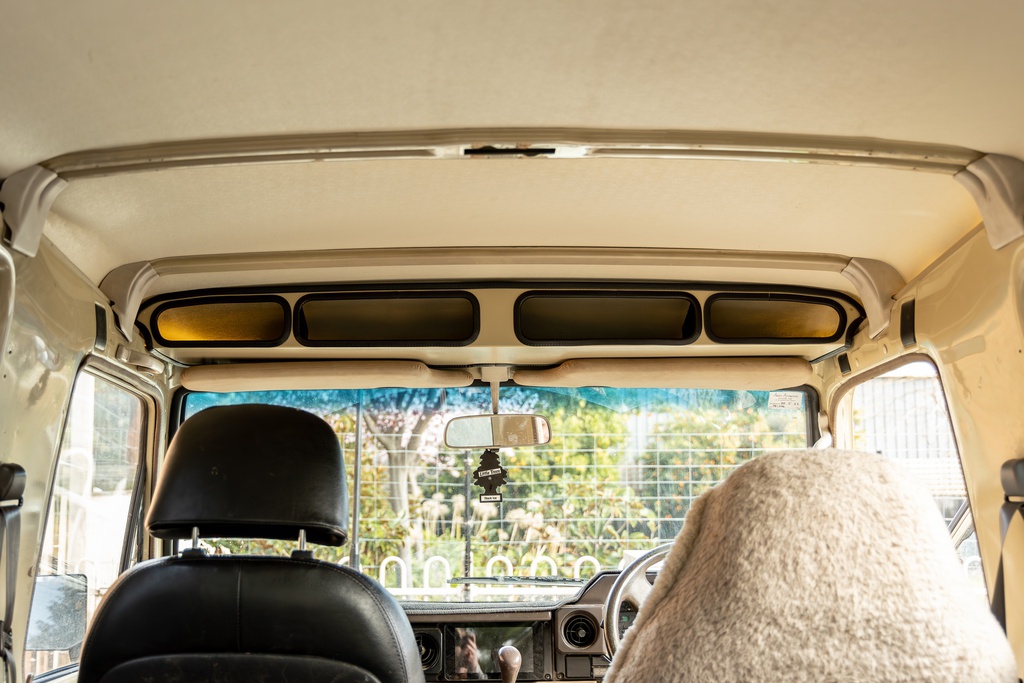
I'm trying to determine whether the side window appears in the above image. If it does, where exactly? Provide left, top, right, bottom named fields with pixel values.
left=24, top=372, right=146, bottom=677
left=835, top=360, right=984, bottom=600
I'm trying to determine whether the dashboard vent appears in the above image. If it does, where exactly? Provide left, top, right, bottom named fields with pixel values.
left=563, top=613, right=598, bottom=649
left=415, top=631, right=441, bottom=671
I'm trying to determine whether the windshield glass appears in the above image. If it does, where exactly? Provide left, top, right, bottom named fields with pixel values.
left=182, top=386, right=810, bottom=602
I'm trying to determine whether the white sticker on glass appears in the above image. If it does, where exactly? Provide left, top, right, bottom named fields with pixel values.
left=767, top=391, right=804, bottom=410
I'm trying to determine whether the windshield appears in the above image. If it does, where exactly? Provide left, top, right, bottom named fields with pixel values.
left=182, top=386, right=810, bottom=602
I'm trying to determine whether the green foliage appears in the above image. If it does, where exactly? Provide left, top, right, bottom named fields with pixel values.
left=194, top=388, right=806, bottom=594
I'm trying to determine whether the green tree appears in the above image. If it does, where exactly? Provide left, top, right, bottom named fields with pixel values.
left=188, top=387, right=807, bottom=595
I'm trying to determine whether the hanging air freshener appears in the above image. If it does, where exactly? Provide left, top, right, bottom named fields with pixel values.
left=473, top=448, right=508, bottom=502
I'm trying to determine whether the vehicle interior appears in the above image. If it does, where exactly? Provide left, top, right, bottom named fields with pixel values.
left=3, top=2, right=1024, bottom=682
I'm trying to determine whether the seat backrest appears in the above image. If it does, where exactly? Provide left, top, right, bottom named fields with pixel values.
left=77, top=404, right=424, bottom=683
left=604, top=448, right=1017, bottom=683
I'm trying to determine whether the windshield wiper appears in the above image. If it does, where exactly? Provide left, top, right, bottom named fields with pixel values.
left=450, top=576, right=586, bottom=586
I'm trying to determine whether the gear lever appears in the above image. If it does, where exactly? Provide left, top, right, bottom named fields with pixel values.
left=497, top=645, right=522, bottom=683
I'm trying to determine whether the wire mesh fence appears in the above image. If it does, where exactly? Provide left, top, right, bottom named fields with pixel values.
left=353, top=429, right=808, bottom=595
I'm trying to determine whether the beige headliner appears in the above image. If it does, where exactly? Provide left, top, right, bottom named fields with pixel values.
left=4, top=1, right=1024, bottom=172
left=46, top=159, right=978, bottom=286
left=3, top=0, right=1019, bottom=297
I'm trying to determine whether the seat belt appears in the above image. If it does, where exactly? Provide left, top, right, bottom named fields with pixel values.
left=0, top=465, right=25, bottom=683
left=993, top=459, right=1024, bottom=632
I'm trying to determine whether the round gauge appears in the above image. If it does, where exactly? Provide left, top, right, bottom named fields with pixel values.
left=618, top=603, right=639, bottom=635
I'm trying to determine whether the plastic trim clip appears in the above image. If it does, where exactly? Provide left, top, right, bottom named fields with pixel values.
left=955, top=154, right=1024, bottom=250
left=0, top=165, right=67, bottom=258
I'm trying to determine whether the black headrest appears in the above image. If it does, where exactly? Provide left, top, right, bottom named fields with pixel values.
left=0, top=464, right=25, bottom=503
left=1002, top=458, right=1024, bottom=498
left=147, top=404, right=348, bottom=546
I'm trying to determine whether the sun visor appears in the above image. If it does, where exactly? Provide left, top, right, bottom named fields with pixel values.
left=513, top=357, right=812, bottom=390
left=180, top=360, right=474, bottom=392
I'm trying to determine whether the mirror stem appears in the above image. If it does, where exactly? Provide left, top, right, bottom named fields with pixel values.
left=479, top=366, right=510, bottom=414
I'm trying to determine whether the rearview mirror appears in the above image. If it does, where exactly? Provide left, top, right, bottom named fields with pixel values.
left=444, top=414, right=552, bottom=449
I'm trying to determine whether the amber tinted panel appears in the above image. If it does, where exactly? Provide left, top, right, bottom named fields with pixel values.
left=154, top=301, right=287, bottom=343
left=518, top=294, right=698, bottom=344
left=707, top=298, right=843, bottom=341
left=299, top=296, right=476, bottom=343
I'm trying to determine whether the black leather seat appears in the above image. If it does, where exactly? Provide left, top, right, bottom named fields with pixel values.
left=77, top=404, right=424, bottom=683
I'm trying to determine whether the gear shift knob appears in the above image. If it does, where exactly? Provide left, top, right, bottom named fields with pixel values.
left=497, top=645, right=522, bottom=683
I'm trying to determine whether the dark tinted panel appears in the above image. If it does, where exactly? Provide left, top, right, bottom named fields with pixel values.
left=298, top=294, right=477, bottom=345
left=153, top=299, right=289, bottom=346
left=516, top=292, right=699, bottom=345
left=706, top=296, right=845, bottom=342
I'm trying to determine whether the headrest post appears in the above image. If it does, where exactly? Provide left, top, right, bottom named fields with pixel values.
left=191, top=526, right=199, bottom=550
left=298, top=529, right=307, bottom=551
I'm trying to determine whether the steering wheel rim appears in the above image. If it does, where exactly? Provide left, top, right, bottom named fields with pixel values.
left=604, top=543, right=673, bottom=656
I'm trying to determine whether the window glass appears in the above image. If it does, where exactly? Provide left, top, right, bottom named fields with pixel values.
left=956, top=526, right=984, bottom=593
left=25, top=373, right=145, bottom=676
left=837, top=361, right=985, bottom=599
left=184, top=386, right=809, bottom=602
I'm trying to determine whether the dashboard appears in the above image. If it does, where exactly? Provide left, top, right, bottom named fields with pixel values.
left=406, top=572, right=647, bottom=682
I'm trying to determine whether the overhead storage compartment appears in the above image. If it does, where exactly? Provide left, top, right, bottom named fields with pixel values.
left=515, top=291, right=700, bottom=345
left=152, top=296, right=290, bottom=347
left=296, top=292, right=478, bottom=346
left=705, top=294, right=846, bottom=343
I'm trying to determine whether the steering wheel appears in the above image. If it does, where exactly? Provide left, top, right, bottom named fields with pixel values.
left=604, top=544, right=673, bottom=656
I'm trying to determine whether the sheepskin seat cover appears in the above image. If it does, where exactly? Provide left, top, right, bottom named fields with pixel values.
left=604, top=449, right=1017, bottom=683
